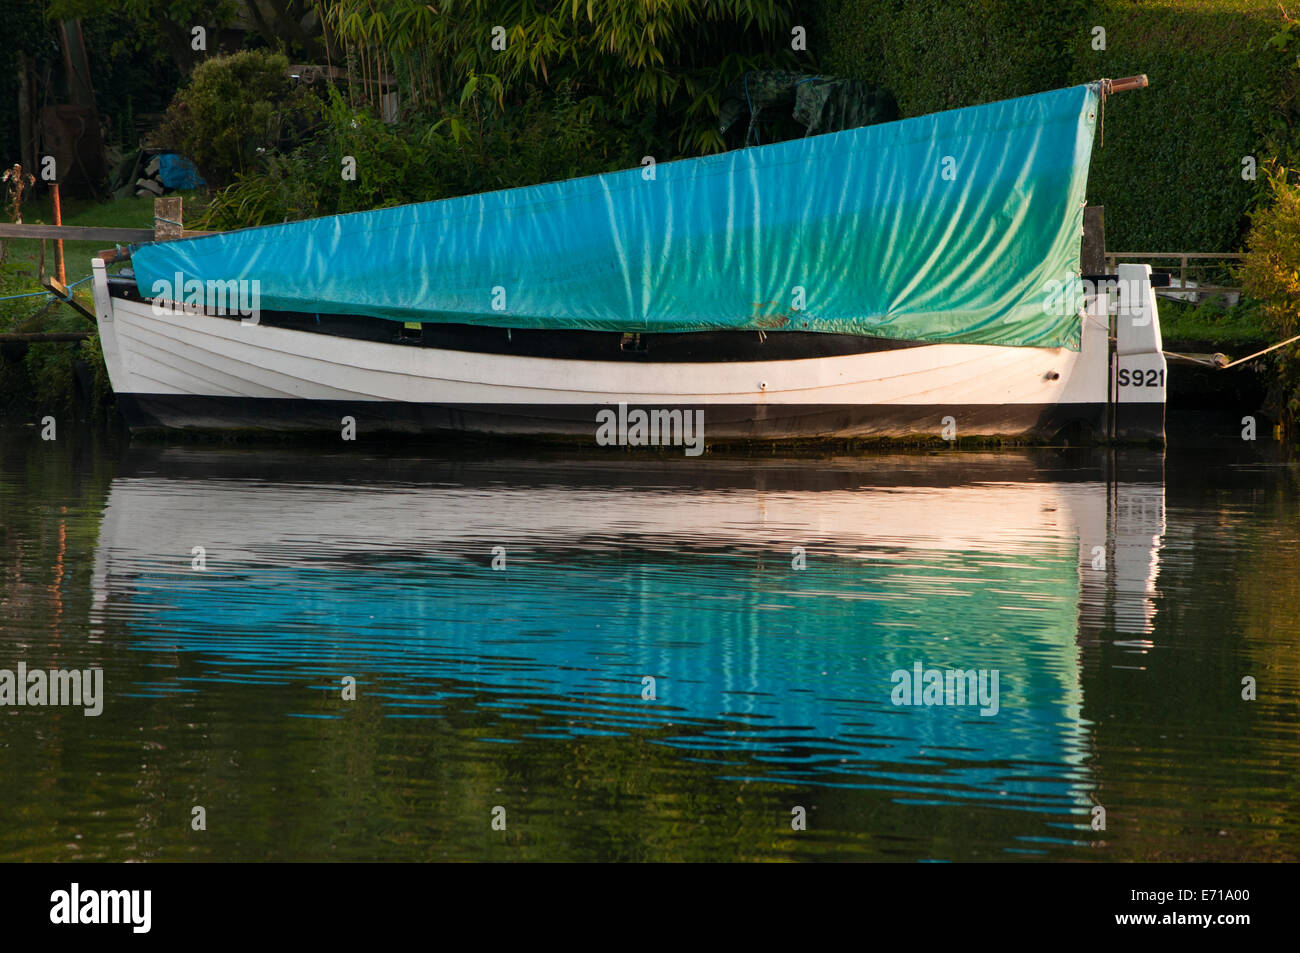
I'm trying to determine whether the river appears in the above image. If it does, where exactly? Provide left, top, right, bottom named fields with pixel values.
left=1, top=431, right=1297, bottom=861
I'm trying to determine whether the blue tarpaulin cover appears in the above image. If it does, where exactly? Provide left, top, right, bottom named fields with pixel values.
left=132, top=83, right=1100, bottom=349
left=157, top=153, right=205, bottom=190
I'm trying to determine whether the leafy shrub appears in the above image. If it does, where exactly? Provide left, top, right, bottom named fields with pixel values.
left=817, top=0, right=1085, bottom=116
left=155, top=50, right=324, bottom=188
left=1067, top=1, right=1291, bottom=253
left=1240, top=165, right=1300, bottom=426
left=199, top=85, right=637, bottom=229
left=1241, top=167, right=1300, bottom=333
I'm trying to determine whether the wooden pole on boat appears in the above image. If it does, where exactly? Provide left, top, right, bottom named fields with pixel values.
left=1103, top=75, right=1148, bottom=95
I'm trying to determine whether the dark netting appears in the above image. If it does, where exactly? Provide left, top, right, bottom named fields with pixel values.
left=719, top=71, right=899, bottom=145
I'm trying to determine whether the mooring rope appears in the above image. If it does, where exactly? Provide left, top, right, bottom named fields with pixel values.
left=0, top=273, right=93, bottom=304
left=1163, top=332, right=1300, bottom=369
left=1218, top=333, right=1300, bottom=369
left=0, top=289, right=54, bottom=303
left=1162, top=350, right=1223, bottom=367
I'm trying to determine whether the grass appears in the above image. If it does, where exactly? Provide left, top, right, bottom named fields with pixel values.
left=1, top=191, right=204, bottom=287
left=1157, top=297, right=1274, bottom=353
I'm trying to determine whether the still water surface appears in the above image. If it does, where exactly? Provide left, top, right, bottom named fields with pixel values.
left=1, top=433, right=1297, bottom=861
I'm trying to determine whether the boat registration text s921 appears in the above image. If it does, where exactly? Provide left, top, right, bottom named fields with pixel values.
left=1117, top=367, right=1165, bottom=387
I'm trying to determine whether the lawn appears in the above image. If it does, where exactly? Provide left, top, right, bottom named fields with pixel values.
left=2, top=190, right=204, bottom=284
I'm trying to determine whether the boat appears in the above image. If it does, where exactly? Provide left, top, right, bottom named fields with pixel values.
left=89, top=77, right=1167, bottom=447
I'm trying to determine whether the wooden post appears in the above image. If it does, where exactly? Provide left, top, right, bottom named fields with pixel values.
left=1081, top=205, right=1105, bottom=275
left=51, top=182, right=65, bottom=284
left=154, top=196, right=182, bottom=241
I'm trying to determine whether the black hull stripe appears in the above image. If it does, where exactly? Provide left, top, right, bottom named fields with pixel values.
left=116, top=395, right=1112, bottom=441
left=108, top=280, right=936, bottom=364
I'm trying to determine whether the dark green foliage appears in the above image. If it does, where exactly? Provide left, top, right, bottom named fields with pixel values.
left=200, top=85, right=640, bottom=229
left=174, top=1, right=812, bottom=227
left=154, top=50, right=325, bottom=188
left=49, top=0, right=241, bottom=74
left=0, top=304, right=100, bottom=423
left=1067, top=1, right=1289, bottom=252
left=321, top=0, right=806, bottom=157
left=815, top=0, right=1294, bottom=253
left=0, top=0, right=57, bottom=167
left=1157, top=297, right=1271, bottom=350
left=815, top=0, right=1087, bottom=115
left=78, top=15, right=183, bottom=151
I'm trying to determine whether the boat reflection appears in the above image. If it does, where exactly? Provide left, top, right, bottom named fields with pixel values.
left=89, top=449, right=1164, bottom=818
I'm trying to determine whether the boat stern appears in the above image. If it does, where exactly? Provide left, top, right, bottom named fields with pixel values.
left=1111, top=263, right=1167, bottom=442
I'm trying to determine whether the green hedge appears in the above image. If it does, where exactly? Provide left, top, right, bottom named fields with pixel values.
left=814, top=0, right=1087, bottom=116
left=813, top=0, right=1294, bottom=252
left=1068, top=1, right=1288, bottom=252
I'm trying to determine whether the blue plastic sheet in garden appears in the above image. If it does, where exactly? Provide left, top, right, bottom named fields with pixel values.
left=131, top=83, right=1099, bottom=349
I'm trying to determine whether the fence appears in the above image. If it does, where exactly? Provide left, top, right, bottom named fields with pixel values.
left=1105, top=252, right=1243, bottom=299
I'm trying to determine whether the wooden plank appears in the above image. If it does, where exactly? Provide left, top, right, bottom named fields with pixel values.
left=51, top=182, right=66, bottom=284
left=41, top=275, right=97, bottom=322
left=0, top=224, right=154, bottom=241
left=1081, top=205, right=1105, bottom=275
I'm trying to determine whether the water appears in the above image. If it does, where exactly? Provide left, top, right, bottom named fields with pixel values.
left=1, top=432, right=1297, bottom=861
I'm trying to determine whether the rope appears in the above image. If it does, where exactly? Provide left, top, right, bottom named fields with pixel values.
left=1219, top=332, right=1300, bottom=369
left=0, top=289, right=52, bottom=303
left=1162, top=332, right=1300, bottom=369
left=0, top=273, right=93, bottom=304
left=1099, top=81, right=1105, bottom=148
left=1163, top=350, right=1222, bottom=367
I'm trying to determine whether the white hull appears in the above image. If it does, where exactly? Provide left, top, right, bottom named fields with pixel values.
left=91, top=261, right=1165, bottom=442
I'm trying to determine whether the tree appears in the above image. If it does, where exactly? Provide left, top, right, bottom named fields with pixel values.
left=319, top=0, right=805, bottom=156
left=1241, top=166, right=1300, bottom=426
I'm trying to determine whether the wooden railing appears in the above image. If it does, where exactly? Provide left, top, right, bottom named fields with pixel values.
left=0, top=196, right=213, bottom=252
left=1105, top=252, right=1243, bottom=294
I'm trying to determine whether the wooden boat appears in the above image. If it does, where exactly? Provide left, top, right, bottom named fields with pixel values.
left=89, top=77, right=1166, bottom=446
